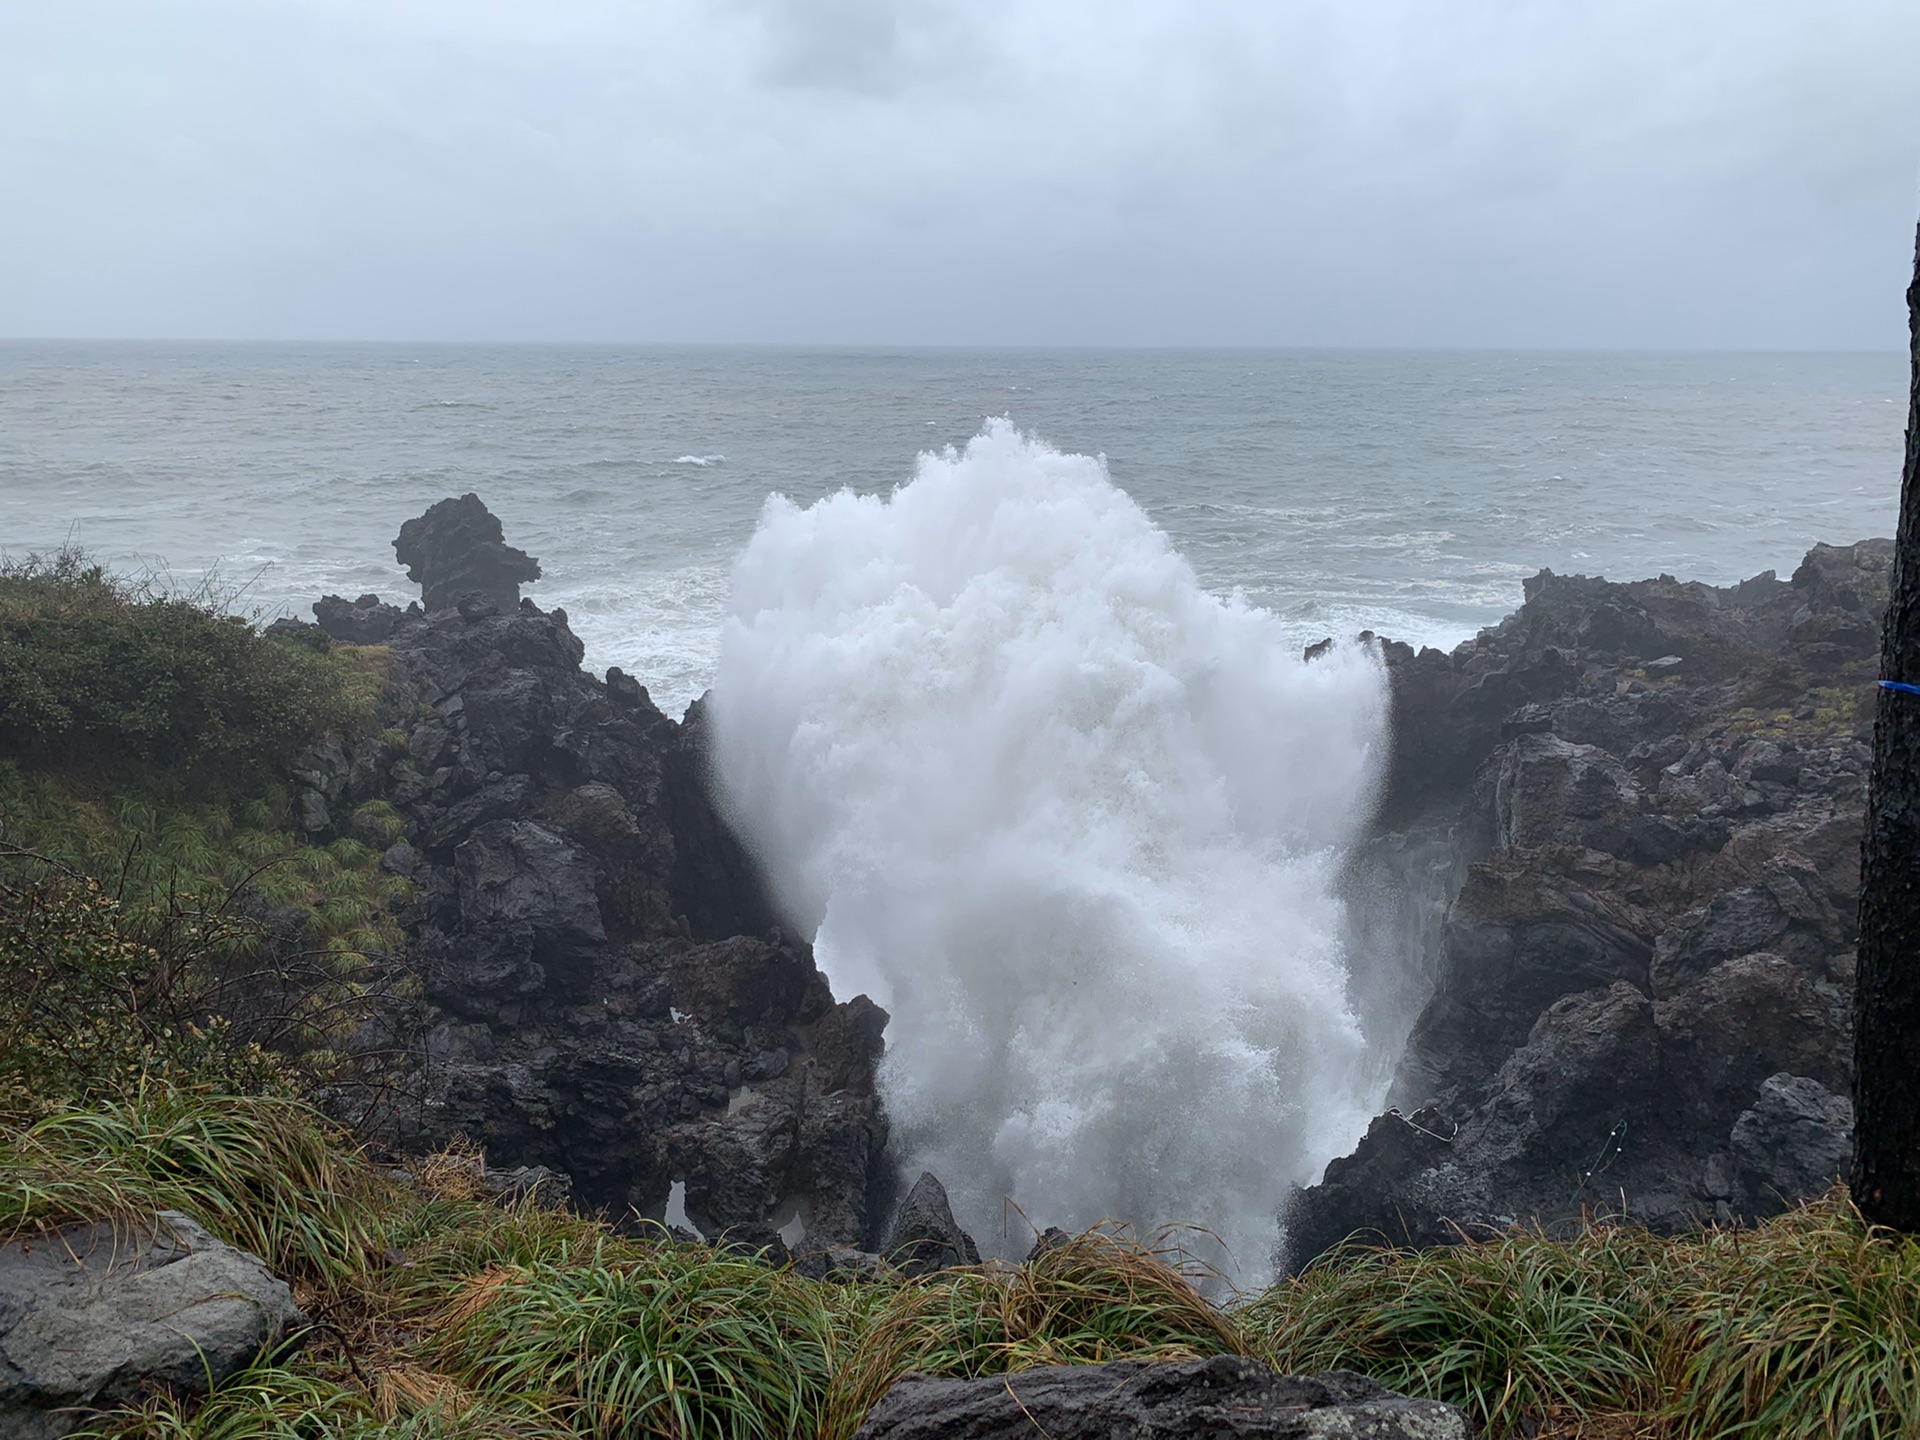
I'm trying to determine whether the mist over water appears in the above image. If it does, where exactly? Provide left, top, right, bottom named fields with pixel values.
left=712, top=421, right=1389, bottom=1281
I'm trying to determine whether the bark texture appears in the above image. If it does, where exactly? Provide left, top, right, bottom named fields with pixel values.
left=1853, top=222, right=1920, bottom=1229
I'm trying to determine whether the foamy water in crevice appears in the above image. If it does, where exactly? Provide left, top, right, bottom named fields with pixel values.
left=711, top=421, right=1389, bottom=1282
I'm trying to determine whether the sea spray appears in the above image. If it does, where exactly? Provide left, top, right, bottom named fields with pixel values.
left=710, top=420, right=1389, bottom=1280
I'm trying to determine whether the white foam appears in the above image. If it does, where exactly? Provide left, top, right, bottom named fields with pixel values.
left=710, top=420, right=1390, bottom=1283
left=673, top=454, right=727, bottom=466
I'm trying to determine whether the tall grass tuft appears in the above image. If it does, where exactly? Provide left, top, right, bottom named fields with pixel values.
left=1671, top=1195, right=1920, bottom=1439
left=821, top=1227, right=1249, bottom=1440
left=429, top=1244, right=839, bottom=1440
left=1242, top=1225, right=1664, bottom=1434
left=0, top=1081, right=385, bottom=1280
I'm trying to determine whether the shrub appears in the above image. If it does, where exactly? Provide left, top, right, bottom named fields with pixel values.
left=0, top=547, right=381, bottom=782
left=0, top=869, right=291, bottom=1119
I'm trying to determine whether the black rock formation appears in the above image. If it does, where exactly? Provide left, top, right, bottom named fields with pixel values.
left=1293, top=540, right=1888, bottom=1265
left=392, top=492, right=542, bottom=614
left=853, top=1356, right=1469, bottom=1440
left=313, top=592, right=408, bottom=645
left=881, top=1171, right=981, bottom=1276
left=295, top=497, right=890, bottom=1252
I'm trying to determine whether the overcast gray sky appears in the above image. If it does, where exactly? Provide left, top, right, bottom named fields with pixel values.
left=4, top=0, right=1916, bottom=346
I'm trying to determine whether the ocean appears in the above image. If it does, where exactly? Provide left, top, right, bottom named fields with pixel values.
left=3, top=341, right=1904, bottom=1274
left=0, top=343, right=1903, bottom=718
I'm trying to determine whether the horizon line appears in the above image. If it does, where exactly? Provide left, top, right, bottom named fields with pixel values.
left=0, top=336, right=1903, bottom=356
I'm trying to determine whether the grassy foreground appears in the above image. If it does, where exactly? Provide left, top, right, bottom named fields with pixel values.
left=0, top=1080, right=1913, bottom=1440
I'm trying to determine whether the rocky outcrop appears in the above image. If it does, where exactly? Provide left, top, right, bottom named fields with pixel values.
left=881, top=1172, right=981, bottom=1276
left=312, top=592, right=408, bottom=645
left=300, top=498, right=889, bottom=1253
left=0, top=1212, right=303, bottom=1439
left=392, top=492, right=542, bottom=614
left=854, top=1357, right=1469, bottom=1440
left=1292, top=540, right=1887, bottom=1264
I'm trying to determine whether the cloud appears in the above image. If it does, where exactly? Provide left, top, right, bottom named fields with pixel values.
left=0, top=0, right=1914, bottom=344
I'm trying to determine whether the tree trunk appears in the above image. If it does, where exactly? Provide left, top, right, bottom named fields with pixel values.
left=1854, top=221, right=1920, bottom=1229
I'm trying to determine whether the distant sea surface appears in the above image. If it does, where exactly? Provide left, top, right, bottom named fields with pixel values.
left=0, top=343, right=1904, bottom=716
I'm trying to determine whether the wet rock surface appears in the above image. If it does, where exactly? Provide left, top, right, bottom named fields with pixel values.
left=881, top=1171, right=982, bottom=1276
left=0, top=1212, right=303, bottom=1439
left=854, top=1356, right=1469, bottom=1440
left=299, top=497, right=890, bottom=1251
left=1293, top=540, right=1886, bottom=1265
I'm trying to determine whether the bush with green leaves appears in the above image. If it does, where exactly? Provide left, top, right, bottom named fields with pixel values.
left=0, top=547, right=382, bottom=781
left=0, top=869, right=291, bottom=1120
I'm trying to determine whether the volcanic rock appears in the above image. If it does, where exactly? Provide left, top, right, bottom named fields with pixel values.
left=393, top=491, right=542, bottom=614
left=313, top=592, right=406, bottom=644
left=881, top=1171, right=981, bottom=1276
left=853, top=1356, right=1469, bottom=1440
left=0, top=1212, right=303, bottom=1439
left=1291, top=539, right=1887, bottom=1265
left=1730, top=1072, right=1853, bottom=1212
left=297, top=495, right=889, bottom=1248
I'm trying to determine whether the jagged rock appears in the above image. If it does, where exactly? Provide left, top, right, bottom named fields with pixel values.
left=1293, top=540, right=1884, bottom=1266
left=1730, top=1073, right=1853, bottom=1212
left=292, top=787, right=332, bottom=836
left=456, top=820, right=606, bottom=948
left=393, top=492, right=542, bottom=613
left=313, top=592, right=405, bottom=644
left=882, top=1172, right=981, bottom=1276
left=304, top=497, right=889, bottom=1249
left=853, top=1356, right=1469, bottom=1440
left=0, top=1212, right=303, bottom=1440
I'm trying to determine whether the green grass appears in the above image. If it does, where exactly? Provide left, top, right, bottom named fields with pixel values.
left=0, top=1083, right=385, bottom=1281
left=1243, top=1223, right=1666, bottom=1433
left=18, top=1080, right=1915, bottom=1440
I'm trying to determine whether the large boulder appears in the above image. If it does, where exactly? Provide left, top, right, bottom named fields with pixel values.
left=853, top=1356, right=1468, bottom=1440
left=1729, top=1073, right=1853, bottom=1213
left=312, top=592, right=406, bottom=644
left=0, top=1211, right=303, bottom=1439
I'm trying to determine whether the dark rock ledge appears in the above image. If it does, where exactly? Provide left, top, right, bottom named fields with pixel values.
left=854, top=1356, right=1469, bottom=1440
left=1293, top=539, right=1888, bottom=1265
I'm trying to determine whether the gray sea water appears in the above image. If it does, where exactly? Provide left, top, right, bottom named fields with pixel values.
left=0, top=342, right=1904, bottom=716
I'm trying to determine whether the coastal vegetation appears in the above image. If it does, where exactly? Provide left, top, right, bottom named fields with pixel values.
left=0, top=550, right=411, bottom=1088
left=4, top=552, right=1918, bottom=1439
left=4, top=1046, right=1918, bottom=1439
